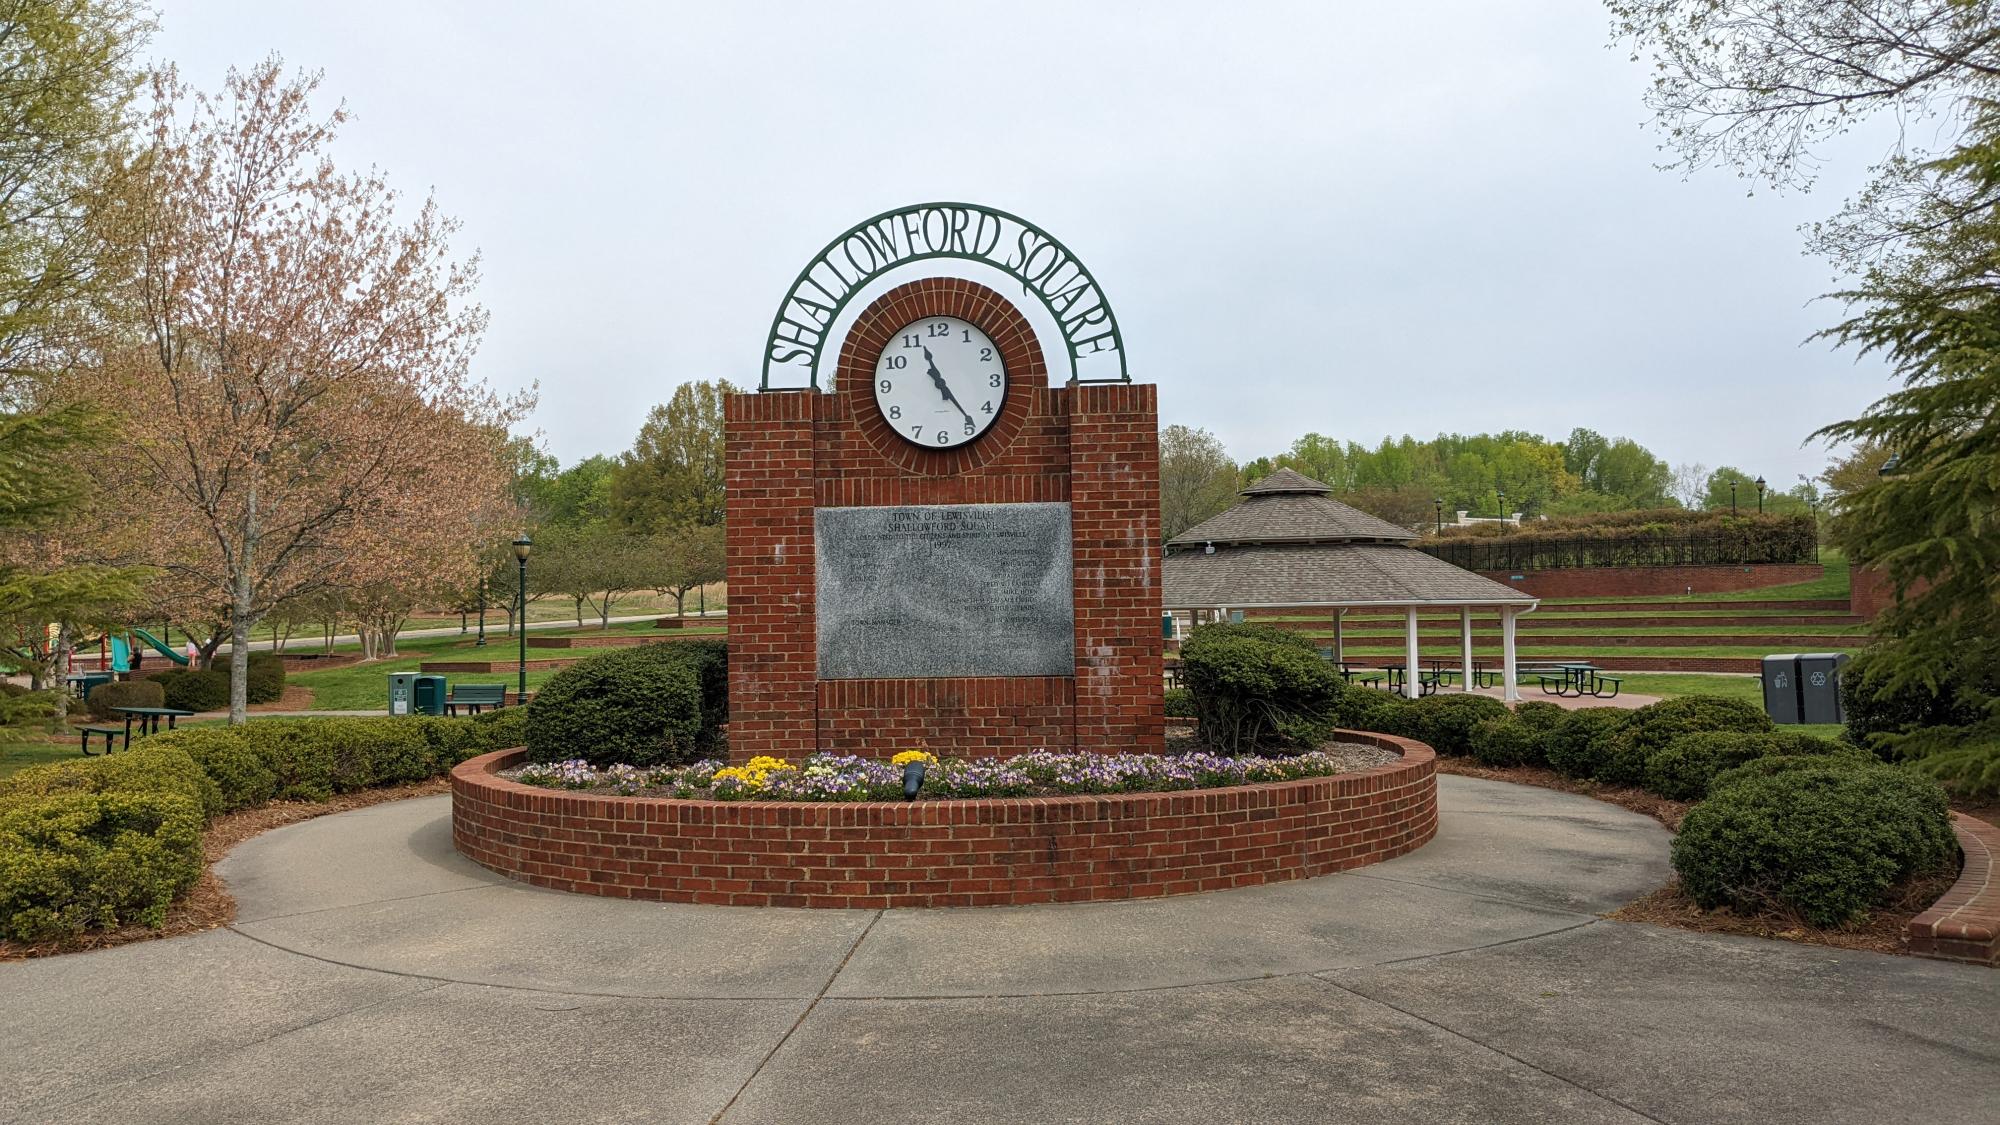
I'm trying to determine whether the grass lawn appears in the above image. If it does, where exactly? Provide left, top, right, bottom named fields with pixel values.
left=0, top=734, right=80, bottom=780
left=286, top=628, right=725, bottom=710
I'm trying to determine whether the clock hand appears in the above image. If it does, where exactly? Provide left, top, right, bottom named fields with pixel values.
left=922, top=347, right=975, bottom=425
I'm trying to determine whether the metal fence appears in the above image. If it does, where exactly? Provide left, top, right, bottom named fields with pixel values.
left=1417, top=528, right=1818, bottom=572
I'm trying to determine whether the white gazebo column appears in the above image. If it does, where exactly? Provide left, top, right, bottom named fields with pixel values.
left=1403, top=605, right=1421, bottom=700
left=1334, top=608, right=1345, bottom=663
left=1459, top=606, right=1474, bottom=693
left=1501, top=607, right=1520, bottom=703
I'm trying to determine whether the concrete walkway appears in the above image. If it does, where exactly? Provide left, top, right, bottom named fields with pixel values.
left=2, top=777, right=1995, bottom=1124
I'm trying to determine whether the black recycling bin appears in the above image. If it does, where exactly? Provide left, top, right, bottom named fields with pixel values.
left=1796, top=653, right=1850, bottom=725
left=1760, top=654, right=1802, bottom=725
left=413, top=674, right=448, bottom=717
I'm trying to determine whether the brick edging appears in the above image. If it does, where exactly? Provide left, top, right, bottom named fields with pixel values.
left=1908, top=811, right=2000, bottom=966
left=449, top=733, right=1438, bottom=909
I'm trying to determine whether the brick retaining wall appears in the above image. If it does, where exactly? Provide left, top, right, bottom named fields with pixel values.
left=449, top=732, right=1438, bottom=909
left=1908, top=811, right=2000, bottom=966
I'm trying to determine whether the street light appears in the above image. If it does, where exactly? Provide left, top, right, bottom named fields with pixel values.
left=1754, top=475, right=1766, bottom=513
left=1730, top=479, right=1738, bottom=514
left=474, top=576, right=486, bottom=647
left=512, top=534, right=533, bottom=701
left=1434, top=497, right=1444, bottom=536
left=1495, top=489, right=1506, bottom=520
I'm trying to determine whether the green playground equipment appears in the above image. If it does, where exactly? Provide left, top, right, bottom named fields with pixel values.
left=131, top=628, right=191, bottom=665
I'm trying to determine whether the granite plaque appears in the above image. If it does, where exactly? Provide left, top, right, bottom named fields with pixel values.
left=816, top=503, right=1074, bottom=679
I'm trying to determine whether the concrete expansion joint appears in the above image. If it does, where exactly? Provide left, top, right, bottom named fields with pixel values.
left=1306, top=973, right=1672, bottom=1124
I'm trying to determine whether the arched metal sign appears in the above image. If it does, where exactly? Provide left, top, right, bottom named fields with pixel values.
left=761, top=202, right=1129, bottom=390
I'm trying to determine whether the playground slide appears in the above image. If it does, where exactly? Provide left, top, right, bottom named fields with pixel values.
left=131, top=629, right=191, bottom=665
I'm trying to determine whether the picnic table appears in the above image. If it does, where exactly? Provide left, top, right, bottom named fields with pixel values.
left=1379, top=660, right=1456, bottom=696
left=1530, top=663, right=1623, bottom=699
left=110, top=705, right=197, bottom=750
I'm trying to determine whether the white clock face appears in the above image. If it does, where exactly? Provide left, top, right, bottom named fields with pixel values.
left=872, top=316, right=1006, bottom=448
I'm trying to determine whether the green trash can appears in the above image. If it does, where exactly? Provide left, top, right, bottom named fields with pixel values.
left=413, top=674, right=448, bottom=716
left=387, top=672, right=418, bottom=716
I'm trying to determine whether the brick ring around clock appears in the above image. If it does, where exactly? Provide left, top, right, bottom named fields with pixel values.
left=834, top=278, right=1045, bottom=474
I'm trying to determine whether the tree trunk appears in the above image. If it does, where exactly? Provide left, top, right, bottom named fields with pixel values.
left=673, top=589, right=686, bottom=616
left=573, top=596, right=584, bottom=627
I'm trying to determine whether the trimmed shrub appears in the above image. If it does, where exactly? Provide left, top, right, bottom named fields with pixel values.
left=466, top=705, right=528, bottom=756
left=1599, top=696, right=1773, bottom=787
left=525, top=643, right=710, bottom=767
left=1706, top=751, right=1875, bottom=795
left=85, top=678, right=166, bottom=722
left=149, top=667, right=230, bottom=713
left=244, top=652, right=286, bottom=704
left=0, top=790, right=205, bottom=941
left=0, top=743, right=220, bottom=818
left=1672, top=763, right=1955, bottom=927
left=0, top=681, right=26, bottom=696
left=150, top=728, right=280, bottom=813
left=1164, top=687, right=1195, bottom=719
left=1545, top=708, right=1631, bottom=779
left=1512, top=701, right=1567, bottom=732
left=1470, top=716, right=1542, bottom=767
left=1641, top=730, right=1860, bottom=802
left=1181, top=624, right=1346, bottom=752
left=1332, top=689, right=1411, bottom=737
left=1399, top=694, right=1511, bottom=757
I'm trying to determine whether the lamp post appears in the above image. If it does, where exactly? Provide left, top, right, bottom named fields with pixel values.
left=1434, top=497, right=1444, bottom=536
left=1754, top=475, right=1766, bottom=513
left=1729, top=479, right=1738, bottom=514
left=1495, top=489, right=1506, bottom=520
left=512, top=535, right=533, bottom=701
left=474, top=577, right=486, bottom=647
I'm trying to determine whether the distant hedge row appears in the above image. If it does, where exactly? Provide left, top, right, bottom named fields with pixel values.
left=1419, top=510, right=1817, bottom=571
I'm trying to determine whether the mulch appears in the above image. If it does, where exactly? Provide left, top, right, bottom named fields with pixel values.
left=1432, top=756, right=1957, bottom=957
left=0, top=778, right=451, bottom=962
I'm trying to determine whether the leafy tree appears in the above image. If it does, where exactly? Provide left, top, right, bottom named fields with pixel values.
left=609, top=380, right=734, bottom=532
left=536, top=525, right=658, bottom=628
left=1818, top=441, right=1893, bottom=512
left=0, top=0, right=150, bottom=393
left=1667, top=462, right=1709, bottom=509
left=1699, top=466, right=1756, bottom=512
left=79, top=61, right=524, bottom=722
left=653, top=523, right=725, bottom=617
left=1159, top=424, right=1239, bottom=540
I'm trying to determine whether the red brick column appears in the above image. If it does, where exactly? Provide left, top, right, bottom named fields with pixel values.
left=724, top=391, right=817, bottom=759
left=1070, top=383, right=1164, bottom=752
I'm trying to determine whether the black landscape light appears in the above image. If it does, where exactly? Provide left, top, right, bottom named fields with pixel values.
left=1755, top=475, right=1767, bottom=513
left=1434, top=497, right=1443, bottom=535
left=512, top=534, right=533, bottom=700
left=902, top=760, right=927, bottom=801
left=1730, top=479, right=1738, bottom=513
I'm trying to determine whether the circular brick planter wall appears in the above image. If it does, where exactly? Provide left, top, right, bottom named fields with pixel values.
left=450, top=732, right=1437, bottom=909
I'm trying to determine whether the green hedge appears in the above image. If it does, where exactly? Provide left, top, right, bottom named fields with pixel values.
left=1180, top=624, right=1346, bottom=752
left=525, top=641, right=726, bottom=768
left=1544, top=708, right=1632, bottom=779
left=85, top=679, right=165, bottom=722
left=147, top=667, right=230, bottom=712
left=1642, top=731, right=1857, bottom=801
left=1672, top=761, right=1955, bottom=927
left=0, top=712, right=525, bottom=943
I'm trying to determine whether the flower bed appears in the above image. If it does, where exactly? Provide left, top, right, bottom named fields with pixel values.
left=450, top=732, right=1438, bottom=909
left=504, top=746, right=1398, bottom=802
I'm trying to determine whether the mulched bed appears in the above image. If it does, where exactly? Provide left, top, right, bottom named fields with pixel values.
left=1432, top=756, right=1958, bottom=957
left=0, top=777, right=451, bottom=962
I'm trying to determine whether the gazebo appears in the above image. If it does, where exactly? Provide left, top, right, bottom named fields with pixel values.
left=1162, top=468, right=1540, bottom=700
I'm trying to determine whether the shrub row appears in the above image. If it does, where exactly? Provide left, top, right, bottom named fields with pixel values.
left=525, top=640, right=727, bottom=768
left=136, top=652, right=286, bottom=712
left=0, top=709, right=526, bottom=943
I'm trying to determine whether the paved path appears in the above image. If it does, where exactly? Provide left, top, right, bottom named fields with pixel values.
left=2, top=777, right=1994, bottom=1124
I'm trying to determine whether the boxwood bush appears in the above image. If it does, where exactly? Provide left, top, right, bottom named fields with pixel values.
left=1469, top=716, right=1542, bottom=767
left=148, top=667, right=230, bottom=713
left=1643, top=731, right=1859, bottom=801
left=1180, top=624, right=1346, bottom=752
left=1597, top=695, right=1773, bottom=787
left=1672, top=762, right=1956, bottom=927
left=525, top=641, right=725, bottom=768
left=0, top=712, right=528, bottom=942
left=1544, top=708, right=1632, bottom=779
left=244, top=652, right=286, bottom=704
left=84, top=678, right=166, bottom=722
left=1398, top=694, right=1511, bottom=757
left=1164, top=687, right=1195, bottom=718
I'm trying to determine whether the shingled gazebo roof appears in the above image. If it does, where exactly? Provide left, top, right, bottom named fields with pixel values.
left=1163, top=469, right=1534, bottom=610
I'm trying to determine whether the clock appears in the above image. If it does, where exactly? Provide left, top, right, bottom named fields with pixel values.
left=871, top=315, right=1006, bottom=448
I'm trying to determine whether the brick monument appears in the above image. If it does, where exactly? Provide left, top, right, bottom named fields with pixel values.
left=726, top=205, right=1162, bottom=760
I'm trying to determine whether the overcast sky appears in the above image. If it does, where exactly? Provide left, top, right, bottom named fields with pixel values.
left=151, top=1, right=1893, bottom=487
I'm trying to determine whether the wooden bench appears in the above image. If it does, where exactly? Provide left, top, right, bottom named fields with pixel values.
left=78, top=725, right=123, bottom=756
left=445, top=683, right=508, bottom=716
